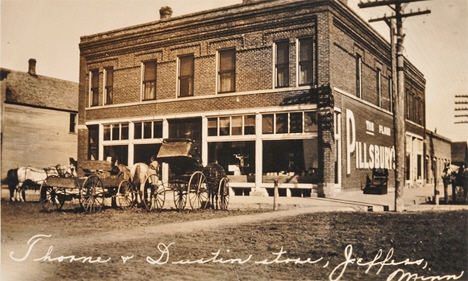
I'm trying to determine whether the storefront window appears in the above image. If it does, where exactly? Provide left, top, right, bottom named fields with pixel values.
left=144, top=122, right=152, bottom=139
left=262, top=114, right=274, bottom=134
left=304, top=111, right=318, bottom=133
left=112, top=125, right=119, bottom=140
left=208, top=141, right=255, bottom=176
left=208, top=118, right=218, bottom=136
left=244, top=115, right=255, bottom=135
left=220, top=117, right=230, bottom=136
left=232, top=116, right=242, bottom=135
left=88, top=125, right=99, bottom=160
left=134, top=144, right=161, bottom=164
left=104, top=124, right=111, bottom=141
left=104, top=145, right=128, bottom=165
left=290, top=112, right=303, bottom=133
left=276, top=113, right=288, bottom=134
left=263, top=139, right=319, bottom=183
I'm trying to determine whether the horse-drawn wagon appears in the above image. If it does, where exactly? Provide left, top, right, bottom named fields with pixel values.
left=40, top=160, right=137, bottom=213
left=142, top=139, right=229, bottom=211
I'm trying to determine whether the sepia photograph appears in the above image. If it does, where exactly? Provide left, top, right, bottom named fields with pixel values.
left=1, top=0, right=467, bottom=280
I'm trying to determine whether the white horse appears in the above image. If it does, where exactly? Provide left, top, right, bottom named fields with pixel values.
left=7, top=164, right=77, bottom=202
left=129, top=160, right=160, bottom=206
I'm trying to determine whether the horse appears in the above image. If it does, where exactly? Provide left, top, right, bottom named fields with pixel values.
left=7, top=164, right=77, bottom=202
left=203, top=162, right=227, bottom=209
left=129, top=159, right=160, bottom=206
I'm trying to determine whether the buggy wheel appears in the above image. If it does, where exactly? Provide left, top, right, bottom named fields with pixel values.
left=188, top=171, right=209, bottom=209
left=80, top=175, right=104, bottom=213
left=142, top=174, right=165, bottom=211
left=173, top=183, right=187, bottom=210
left=218, top=177, right=230, bottom=210
left=40, top=184, right=65, bottom=212
left=116, top=180, right=136, bottom=210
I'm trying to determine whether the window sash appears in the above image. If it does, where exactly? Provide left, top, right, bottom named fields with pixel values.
left=179, top=56, right=194, bottom=97
left=90, top=70, right=99, bottom=106
left=105, top=68, right=113, bottom=105
left=298, top=38, right=314, bottom=85
left=143, top=61, right=156, bottom=100
left=218, top=50, right=235, bottom=93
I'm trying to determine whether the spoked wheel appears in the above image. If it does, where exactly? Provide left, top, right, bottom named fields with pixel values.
left=116, top=180, right=136, bottom=210
left=188, top=171, right=209, bottom=210
left=173, top=182, right=187, bottom=210
left=218, top=177, right=230, bottom=210
left=142, top=174, right=165, bottom=211
left=40, top=184, right=65, bottom=212
left=80, top=175, right=105, bottom=213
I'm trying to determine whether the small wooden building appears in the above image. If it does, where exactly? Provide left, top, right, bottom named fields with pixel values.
left=1, top=59, right=78, bottom=180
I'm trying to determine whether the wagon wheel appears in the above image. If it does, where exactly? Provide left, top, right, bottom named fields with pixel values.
left=188, top=171, right=209, bottom=210
left=80, top=175, right=105, bottom=213
left=116, top=180, right=136, bottom=210
left=172, top=182, right=187, bottom=210
left=217, top=177, right=230, bottom=210
left=142, top=174, right=165, bottom=211
left=40, top=184, right=65, bottom=212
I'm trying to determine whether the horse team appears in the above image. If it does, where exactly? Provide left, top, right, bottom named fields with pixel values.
left=5, top=159, right=159, bottom=204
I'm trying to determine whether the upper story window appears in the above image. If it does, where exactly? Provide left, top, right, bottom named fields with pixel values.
left=142, top=61, right=157, bottom=101
left=90, top=69, right=99, bottom=106
left=376, top=68, right=382, bottom=107
left=298, top=37, right=314, bottom=86
left=218, top=49, right=236, bottom=93
left=178, top=55, right=194, bottom=97
left=275, top=41, right=289, bottom=88
left=356, top=54, right=362, bottom=98
left=104, top=67, right=114, bottom=105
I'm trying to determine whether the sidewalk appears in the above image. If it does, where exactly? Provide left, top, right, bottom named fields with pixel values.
left=229, top=185, right=468, bottom=212
left=2, top=184, right=467, bottom=212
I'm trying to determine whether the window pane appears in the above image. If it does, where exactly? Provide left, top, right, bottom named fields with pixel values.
left=304, top=112, right=318, bottom=133
left=153, top=121, right=162, bottom=138
left=276, top=41, right=289, bottom=64
left=276, top=113, right=288, bottom=134
left=144, top=122, right=152, bottom=139
left=180, top=56, right=194, bottom=76
left=143, top=81, right=156, bottom=100
left=179, top=56, right=194, bottom=97
left=299, top=38, right=314, bottom=85
left=232, top=116, right=242, bottom=135
left=208, top=118, right=218, bottom=136
left=112, top=124, right=120, bottom=140
left=220, top=117, right=230, bottom=136
left=262, top=114, right=274, bottom=134
left=91, top=70, right=99, bottom=87
left=244, top=115, right=255, bottom=135
left=290, top=112, right=303, bottom=133
left=91, top=70, right=99, bottom=106
left=121, top=124, right=129, bottom=140
left=134, top=123, right=142, bottom=139
left=218, top=49, right=235, bottom=93
left=144, top=61, right=156, bottom=81
left=103, top=124, right=111, bottom=141
left=220, top=50, right=235, bottom=71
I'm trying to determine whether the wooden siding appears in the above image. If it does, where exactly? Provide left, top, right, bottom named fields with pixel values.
left=1, top=103, right=77, bottom=180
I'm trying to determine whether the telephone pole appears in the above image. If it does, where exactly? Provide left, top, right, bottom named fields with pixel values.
left=358, top=0, right=430, bottom=212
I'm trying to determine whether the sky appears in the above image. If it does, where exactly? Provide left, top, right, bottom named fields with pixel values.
left=1, top=0, right=467, bottom=143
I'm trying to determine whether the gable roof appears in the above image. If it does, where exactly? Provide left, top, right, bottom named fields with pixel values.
left=2, top=68, right=78, bottom=112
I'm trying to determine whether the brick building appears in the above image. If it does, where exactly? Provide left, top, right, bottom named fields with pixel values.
left=78, top=0, right=426, bottom=197
left=425, top=130, right=452, bottom=187
left=1, top=59, right=78, bottom=180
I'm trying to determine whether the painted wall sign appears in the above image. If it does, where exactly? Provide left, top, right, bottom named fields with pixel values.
left=346, top=109, right=395, bottom=175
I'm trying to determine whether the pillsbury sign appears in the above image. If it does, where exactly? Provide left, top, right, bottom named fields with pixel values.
left=346, top=109, right=395, bottom=175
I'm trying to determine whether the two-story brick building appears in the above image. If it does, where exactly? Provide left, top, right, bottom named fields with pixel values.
left=77, top=0, right=426, bottom=197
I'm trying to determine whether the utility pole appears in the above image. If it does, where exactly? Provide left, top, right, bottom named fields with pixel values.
left=358, top=0, right=430, bottom=212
